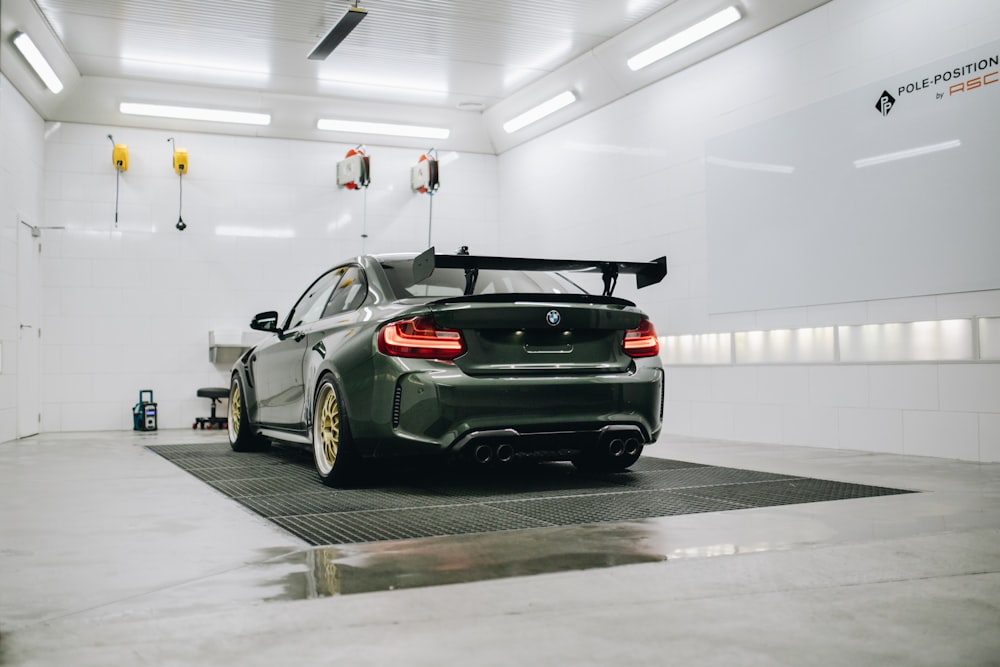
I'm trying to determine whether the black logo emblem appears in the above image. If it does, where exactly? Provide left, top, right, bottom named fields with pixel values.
left=875, top=90, right=895, bottom=116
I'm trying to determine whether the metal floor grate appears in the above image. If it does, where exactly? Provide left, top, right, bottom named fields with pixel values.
left=148, top=443, right=915, bottom=546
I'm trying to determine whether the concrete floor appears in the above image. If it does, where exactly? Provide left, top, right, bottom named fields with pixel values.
left=1, top=430, right=998, bottom=666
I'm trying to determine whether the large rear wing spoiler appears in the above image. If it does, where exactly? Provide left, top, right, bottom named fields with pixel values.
left=412, top=247, right=667, bottom=297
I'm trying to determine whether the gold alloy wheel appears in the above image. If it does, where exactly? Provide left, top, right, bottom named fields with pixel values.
left=229, top=381, right=241, bottom=439
left=316, top=384, right=341, bottom=472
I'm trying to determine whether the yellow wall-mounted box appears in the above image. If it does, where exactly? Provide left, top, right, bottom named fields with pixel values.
left=112, top=144, right=128, bottom=171
left=173, top=149, right=189, bottom=174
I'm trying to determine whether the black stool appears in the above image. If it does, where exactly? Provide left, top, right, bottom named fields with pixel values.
left=194, top=387, right=229, bottom=430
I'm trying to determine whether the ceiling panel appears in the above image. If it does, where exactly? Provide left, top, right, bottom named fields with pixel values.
left=2, top=0, right=832, bottom=152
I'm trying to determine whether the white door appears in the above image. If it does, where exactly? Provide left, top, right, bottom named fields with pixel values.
left=16, top=217, right=41, bottom=438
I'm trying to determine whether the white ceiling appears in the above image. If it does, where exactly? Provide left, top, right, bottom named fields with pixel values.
left=1, top=0, right=831, bottom=153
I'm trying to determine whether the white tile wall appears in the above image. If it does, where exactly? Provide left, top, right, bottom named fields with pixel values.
left=32, top=122, right=498, bottom=432
left=903, top=411, right=980, bottom=461
left=781, top=406, right=839, bottom=449
left=498, top=0, right=1000, bottom=461
left=838, top=408, right=904, bottom=455
left=980, top=414, right=1000, bottom=463
left=1, top=74, right=45, bottom=443
left=938, top=365, right=1000, bottom=414
left=755, top=366, right=811, bottom=407
left=709, top=366, right=758, bottom=404
left=808, top=366, right=869, bottom=409
left=732, top=403, right=783, bottom=444
left=868, top=365, right=939, bottom=411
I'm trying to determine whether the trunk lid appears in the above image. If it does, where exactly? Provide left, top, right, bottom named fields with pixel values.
left=427, top=295, right=642, bottom=376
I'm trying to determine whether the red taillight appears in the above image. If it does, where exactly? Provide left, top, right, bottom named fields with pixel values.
left=377, top=316, right=466, bottom=360
left=623, top=318, right=659, bottom=358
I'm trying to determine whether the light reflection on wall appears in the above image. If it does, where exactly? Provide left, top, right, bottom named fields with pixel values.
left=663, top=318, right=988, bottom=365
left=660, top=332, right=731, bottom=364
left=839, top=319, right=972, bottom=362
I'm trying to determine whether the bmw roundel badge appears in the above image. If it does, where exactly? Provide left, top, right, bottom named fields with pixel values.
left=546, top=309, right=561, bottom=327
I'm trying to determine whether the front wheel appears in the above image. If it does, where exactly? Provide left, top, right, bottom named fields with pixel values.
left=228, top=374, right=268, bottom=452
left=313, top=375, right=358, bottom=486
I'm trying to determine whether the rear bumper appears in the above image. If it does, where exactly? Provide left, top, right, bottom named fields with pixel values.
left=371, top=363, right=663, bottom=458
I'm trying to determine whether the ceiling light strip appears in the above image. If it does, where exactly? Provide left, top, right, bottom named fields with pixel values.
left=12, top=32, right=64, bottom=94
left=502, top=91, right=577, bottom=134
left=317, top=118, right=449, bottom=140
left=627, top=6, right=742, bottom=72
left=120, top=102, right=271, bottom=126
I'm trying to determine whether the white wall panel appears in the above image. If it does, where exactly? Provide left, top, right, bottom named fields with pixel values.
left=35, top=123, right=498, bottom=432
left=492, top=0, right=1000, bottom=462
left=937, top=291, right=1000, bottom=320
left=903, top=411, right=980, bottom=461
left=980, top=414, right=1000, bottom=462
left=707, top=36, right=1000, bottom=314
left=781, top=406, right=839, bottom=449
left=710, top=366, right=759, bottom=404
left=690, top=402, right=734, bottom=441
left=868, top=365, right=939, bottom=411
left=838, top=408, right=904, bottom=454
left=757, top=367, right=811, bottom=407
left=808, top=366, right=869, bottom=409
left=664, top=366, right=713, bottom=403
left=980, top=317, right=1000, bottom=360
left=938, top=365, right=1000, bottom=414
left=0, top=73, right=45, bottom=443
left=661, top=400, right=692, bottom=438
left=732, top=403, right=783, bottom=445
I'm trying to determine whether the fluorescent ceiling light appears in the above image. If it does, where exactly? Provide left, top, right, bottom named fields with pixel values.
left=503, top=91, right=577, bottom=134
left=308, top=6, right=368, bottom=60
left=12, top=32, right=64, bottom=94
left=317, top=118, right=450, bottom=140
left=853, top=139, right=961, bottom=169
left=119, top=102, right=270, bottom=125
left=627, top=6, right=742, bottom=71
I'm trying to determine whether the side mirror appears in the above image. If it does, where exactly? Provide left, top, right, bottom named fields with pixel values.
left=250, top=311, right=281, bottom=332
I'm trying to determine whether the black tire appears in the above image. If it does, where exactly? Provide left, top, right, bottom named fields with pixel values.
left=572, top=444, right=643, bottom=473
left=228, top=374, right=268, bottom=452
left=312, top=374, right=358, bottom=487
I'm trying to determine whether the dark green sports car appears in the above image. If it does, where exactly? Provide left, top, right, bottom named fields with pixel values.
left=228, top=247, right=667, bottom=486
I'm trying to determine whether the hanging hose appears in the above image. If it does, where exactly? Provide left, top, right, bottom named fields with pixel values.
left=361, top=185, right=368, bottom=253
left=168, top=137, right=187, bottom=230
left=108, top=134, right=120, bottom=228
left=421, top=147, right=438, bottom=247
left=427, top=192, right=434, bottom=247
left=114, top=167, right=121, bottom=227
left=177, top=170, right=185, bottom=231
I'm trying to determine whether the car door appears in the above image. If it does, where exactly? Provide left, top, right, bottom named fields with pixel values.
left=253, top=268, right=342, bottom=427
left=301, top=265, right=370, bottom=392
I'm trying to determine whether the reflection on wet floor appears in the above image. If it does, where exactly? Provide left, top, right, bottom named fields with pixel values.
left=264, top=522, right=669, bottom=599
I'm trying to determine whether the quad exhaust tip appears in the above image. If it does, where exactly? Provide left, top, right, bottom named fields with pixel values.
left=473, top=443, right=515, bottom=464
left=624, top=438, right=641, bottom=456
left=496, top=443, right=514, bottom=463
left=473, top=444, right=492, bottom=464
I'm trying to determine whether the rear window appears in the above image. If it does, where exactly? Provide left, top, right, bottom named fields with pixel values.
left=381, top=261, right=587, bottom=298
